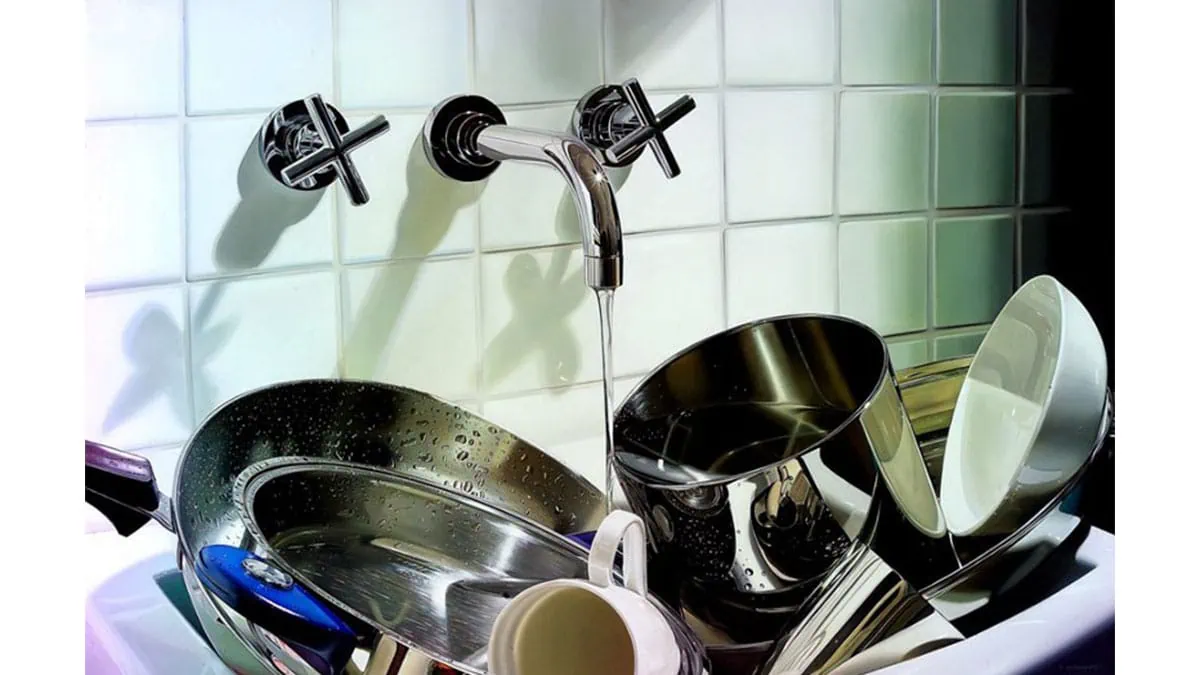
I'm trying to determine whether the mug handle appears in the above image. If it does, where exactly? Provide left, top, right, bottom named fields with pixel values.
left=587, top=510, right=648, bottom=597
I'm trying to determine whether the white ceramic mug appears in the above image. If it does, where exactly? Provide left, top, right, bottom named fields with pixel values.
left=487, top=510, right=681, bottom=675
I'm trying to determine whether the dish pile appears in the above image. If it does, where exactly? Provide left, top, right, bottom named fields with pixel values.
left=85, top=275, right=1112, bottom=675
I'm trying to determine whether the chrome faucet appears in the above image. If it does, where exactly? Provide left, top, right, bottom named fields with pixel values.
left=259, top=93, right=390, bottom=206
left=422, top=79, right=695, bottom=290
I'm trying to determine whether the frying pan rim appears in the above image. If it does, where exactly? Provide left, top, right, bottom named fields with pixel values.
left=173, top=377, right=604, bottom=566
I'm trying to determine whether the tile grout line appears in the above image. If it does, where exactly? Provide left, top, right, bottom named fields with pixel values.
left=468, top=0, right=487, bottom=413
left=178, top=0, right=197, bottom=434
left=926, top=0, right=942, bottom=343
left=330, top=0, right=348, bottom=379
left=84, top=200, right=1067, bottom=297
left=715, top=0, right=731, bottom=329
left=91, top=2, right=1055, bottom=419
left=831, top=0, right=844, bottom=315
left=1015, top=0, right=1029, bottom=284
left=86, top=84, right=1066, bottom=126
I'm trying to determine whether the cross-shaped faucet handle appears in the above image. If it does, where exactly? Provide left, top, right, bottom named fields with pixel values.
left=572, top=78, right=696, bottom=179
left=258, top=94, right=390, bottom=206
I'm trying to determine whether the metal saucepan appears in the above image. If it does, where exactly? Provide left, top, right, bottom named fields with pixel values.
left=612, top=314, right=948, bottom=647
left=624, top=341, right=1112, bottom=674
left=228, top=457, right=711, bottom=675
left=85, top=380, right=607, bottom=675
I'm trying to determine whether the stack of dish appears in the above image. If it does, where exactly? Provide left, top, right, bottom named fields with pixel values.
left=84, top=275, right=1111, bottom=675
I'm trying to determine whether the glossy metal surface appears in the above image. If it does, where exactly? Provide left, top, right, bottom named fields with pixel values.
left=613, top=314, right=946, bottom=645
left=477, top=125, right=623, bottom=290
left=680, top=355, right=1113, bottom=675
left=259, top=94, right=390, bottom=206
left=422, top=81, right=695, bottom=290
left=175, top=380, right=605, bottom=566
left=237, top=458, right=711, bottom=675
left=758, top=541, right=953, bottom=675
left=757, top=398, right=1111, bottom=675
left=89, top=380, right=606, bottom=675
left=571, top=79, right=696, bottom=177
left=423, top=93, right=624, bottom=290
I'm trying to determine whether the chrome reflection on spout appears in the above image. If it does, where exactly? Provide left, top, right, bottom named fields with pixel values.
left=422, top=80, right=694, bottom=291
left=478, top=123, right=623, bottom=289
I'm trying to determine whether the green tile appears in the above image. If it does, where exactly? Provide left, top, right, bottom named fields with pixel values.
left=934, top=215, right=1014, bottom=327
left=1022, top=94, right=1068, bottom=206
left=938, top=0, right=1018, bottom=85
left=934, top=329, right=989, bottom=360
left=887, top=338, right=930, bottom=371
left=839, top=217, right=928, bottom=335
left=842, top=0, right=934, bottom=85
left=839, top=92, right=930, bottom=215
left=937, top=93, right=1017, bottom=208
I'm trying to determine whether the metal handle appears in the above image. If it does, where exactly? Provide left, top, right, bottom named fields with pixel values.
left=84, top=440, right=173, bottom=535
left=258, top=94, right=390, bottom=206
left=571, top=78, right=696, bottom=178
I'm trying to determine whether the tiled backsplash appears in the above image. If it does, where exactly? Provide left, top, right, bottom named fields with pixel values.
left=85, top=0, right=1067, bottom=488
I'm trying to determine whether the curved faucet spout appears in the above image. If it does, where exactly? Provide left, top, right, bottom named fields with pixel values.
left=476, top=126, right=623, bottom=290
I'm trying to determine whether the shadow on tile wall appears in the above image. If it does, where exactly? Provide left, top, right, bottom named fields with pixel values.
left=213, top=132, right=324, bottom=270
left=479, top=167, right=631, bottom=393
left=191, top=130, right=327, bottom=415
left=103, top=303, right=192, bottom=434
left=111, top=121, right=340, bottom=426
left=342, top=132, right=481, bottom=380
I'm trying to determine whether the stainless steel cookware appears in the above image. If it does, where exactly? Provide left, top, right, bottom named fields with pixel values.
left=612, top=314, right=947, bottom=647
left=232, top=458, right=711, bottom=675
left=85, top=380, right=607, bottom=675
left=652, top=351, right=1112, bottom=675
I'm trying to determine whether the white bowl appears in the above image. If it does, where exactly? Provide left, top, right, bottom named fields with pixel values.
left=940, top=275, right=1107, bottom=537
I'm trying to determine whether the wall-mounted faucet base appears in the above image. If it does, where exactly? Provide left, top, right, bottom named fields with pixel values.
left=572, top=84, right=645, bottom=168
left=259, top=99, right=349, bottom=192
left=422, top=95, right=508, bottom=183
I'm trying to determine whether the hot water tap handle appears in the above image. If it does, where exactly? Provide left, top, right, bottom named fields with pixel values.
left=572, top=78, right=696, bottom=178
left=258, top=93, right=390, bottom=206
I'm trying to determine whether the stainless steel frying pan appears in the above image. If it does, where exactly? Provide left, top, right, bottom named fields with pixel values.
left=228, top=457, right=712, bottom=675
left=85, top=379, right=607, bottom=675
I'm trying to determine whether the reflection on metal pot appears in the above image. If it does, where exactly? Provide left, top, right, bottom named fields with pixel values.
left=613, top=314, right=947, bottom=644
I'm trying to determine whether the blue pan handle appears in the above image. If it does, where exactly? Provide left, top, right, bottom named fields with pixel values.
left=194, top=545, right=358, bottom=675
left=567, top=531, right=597, bottom=548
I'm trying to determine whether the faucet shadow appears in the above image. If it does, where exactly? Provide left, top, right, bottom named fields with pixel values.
left=478, top=166, right=631, bottom=393
left=341, top=132, right=481, bottom=382
left=102, top=304, right=191, bottom=435
left=214, top=134, right=324, bottom=270
left=104, top=127, right=313, bottom=434
left=101, top=280, right=238, bottom=435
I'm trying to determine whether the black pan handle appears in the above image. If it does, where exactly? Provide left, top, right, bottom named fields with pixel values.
left=85, top=441, right=170, bottom=536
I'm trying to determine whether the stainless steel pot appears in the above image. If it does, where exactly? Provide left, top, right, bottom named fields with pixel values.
left=612, top=314, right=947, bottom=646
left=639, top=347, right=1113, bottom=675
left=85, top=379, right=607, bottom=675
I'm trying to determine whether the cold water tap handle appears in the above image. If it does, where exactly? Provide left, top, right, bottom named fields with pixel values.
left=258, top=93, right=390, bottom=206
left=572, top=78, right=696, bottom=178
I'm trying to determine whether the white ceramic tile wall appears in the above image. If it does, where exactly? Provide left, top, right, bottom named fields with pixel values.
left=85, top=1, right=1062, bottom=480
